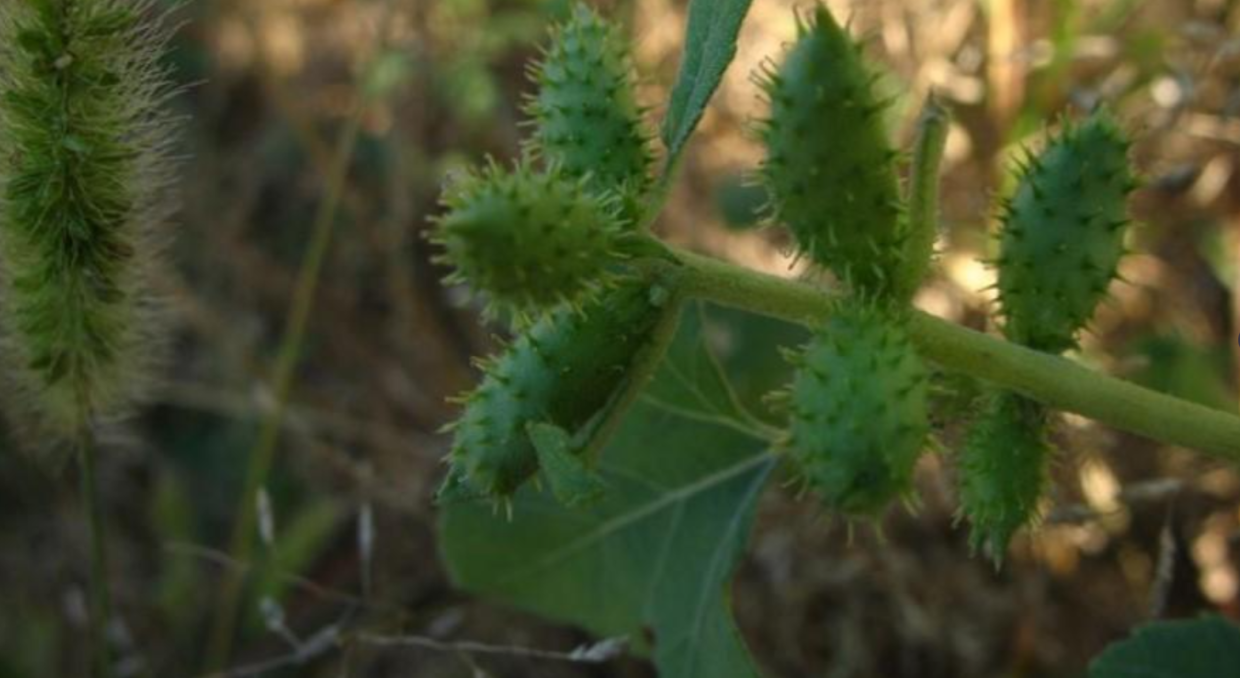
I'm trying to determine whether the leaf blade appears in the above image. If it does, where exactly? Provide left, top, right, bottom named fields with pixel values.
left=439, top=305, right=802, bottom=678
left=1089, top=616, right=1240, bottom=678
left=661, top=0, right=755, bottom=165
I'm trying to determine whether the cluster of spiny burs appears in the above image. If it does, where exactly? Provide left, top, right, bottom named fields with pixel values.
left=432, top=2, right=1136, bottom=565
left=432, top=4, right=673, bottom=512
left=959, top=114, right=1134, bottom=561
left=0, top=0, right=177, bottom=447
left=757, top=6, right=1133, bottom=561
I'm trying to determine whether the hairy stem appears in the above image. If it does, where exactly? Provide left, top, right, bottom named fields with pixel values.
left=667, top=248, right=1240, bottom=459
left=582, top=281, right=686, bottom=463
left=77, top=426, right=112, bottom=678
left=896, top=93, right=951, bottom=302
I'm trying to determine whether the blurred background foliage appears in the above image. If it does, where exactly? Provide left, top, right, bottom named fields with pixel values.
left=2, top=0, right=1240, bottom=676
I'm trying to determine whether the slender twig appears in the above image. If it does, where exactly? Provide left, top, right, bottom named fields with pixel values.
left=204, top=0, right=401, bottom=659
left=1044, top=478, right=1186, bottom=524
left=164, top=542, right=391, bottom=612
left=77, top=422, right=113, bottom=678
left=355, top=632, right=627, bottom=664
left=204, top=103, right=365, bottom=670
left=205, top=628, right=625, bottom=678
left=664, top=247, right=1240, bottom=458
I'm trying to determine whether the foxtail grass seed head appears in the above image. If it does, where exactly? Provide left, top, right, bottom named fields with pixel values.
left=432, top=160, right=627, bottom=314
left=0, top=0, right=179, bottom=438
left=757, top=5, right=904, bottom=298
left=525, top=3, right=654, bottom=226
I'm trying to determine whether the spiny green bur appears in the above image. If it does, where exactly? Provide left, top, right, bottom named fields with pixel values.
left=958, top=392, right=1050, bottom=563
left=962, top=112, right=1132, bottom=556
left=442, top=280, right=670, bottom=502
left=758, top=6, right=902, bottom=297
left=526, top=4, right=653, bottom=224
left=783, top=301, right=929, bottom=516
left=996, top=111, right=1134, bottom=352
left=433, top=161, right=625, bottom=312
left=0, top=0, right=175, bottom=435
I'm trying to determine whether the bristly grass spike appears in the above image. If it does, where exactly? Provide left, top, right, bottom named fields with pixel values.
left=0, top=0, right=180, bottom=442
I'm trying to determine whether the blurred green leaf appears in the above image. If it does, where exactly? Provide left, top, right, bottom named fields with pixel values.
left=440, top=58, right=499, bottom=122
left=713, top=174, right=766, bottom=231
left=528, top=421, right=606, bottom=507
left=701, top=306, right=808, bottom=422
left=661, top=0, right=754, bottom=167
left=250, top=498, right=343, bottom=623
left=440, top=304, right=785, bottom=678
left=1125, top=333, right=1234, bottom=412
left=362, top=50, right=413, bottom=102
left=1199, top=221, right=1236, bottom=294
left=152, top=469, right=205, bottom=622
left=643, top=303, right=764, bottom=436
left=0, top=601, right=56, bottom=678
left=1089, top=616, right=1240, bottom=678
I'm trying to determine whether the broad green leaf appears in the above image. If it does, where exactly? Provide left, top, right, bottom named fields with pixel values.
left=442, top=403, right=773, bottom=677
left=642, top=303, right=764, bottom=437
left=1089, top=616, right=1240, bottom=678
left=661, top=0, right=754, bottom=165
left=440, top=304, right=801, bottom=678
left=251, top=498, right=342, bottom=620
left=527, top=421, right=606, bottom=507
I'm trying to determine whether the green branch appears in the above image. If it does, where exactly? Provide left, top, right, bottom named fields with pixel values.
left=666, top=248, right=1240, bottom=460
left=896, top=94, right=951, bottom=303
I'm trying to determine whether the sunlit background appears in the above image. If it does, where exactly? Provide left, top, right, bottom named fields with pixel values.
left=2, top=0, right=1240, bottom=676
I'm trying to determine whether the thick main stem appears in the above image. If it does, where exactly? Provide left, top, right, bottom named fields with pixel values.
left=669, top=248, right=1240, bottom=460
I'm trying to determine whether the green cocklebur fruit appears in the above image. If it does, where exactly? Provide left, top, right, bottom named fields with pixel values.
left=432, top=160, right=626, bottom=313
left=0, top=0, right=176, bottom=435
left=524, top=3, right=654, bottom=225
left=781, top=300, right=929, bottom=516
left=440, top=279, right=676, bottom=504
left=757, top=5, right=903, bottom=297
left=996, top=110, right=1134, bottom=352
left=959, top=110, right=1133, bottom=561
left=958, top=392, right=1050, bottom=561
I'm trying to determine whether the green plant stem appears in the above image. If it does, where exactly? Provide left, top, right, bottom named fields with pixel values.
left=667, top=248, right=1240, bottom=459
left=640, top=153, right=686, bottom=229
left=583, top=283, right=685, bottom=463
left=897, top=93, right=950, bottom=302
left=204, top=104, right=364, bottom=673
left=77, top=425, right=112, bottom=678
